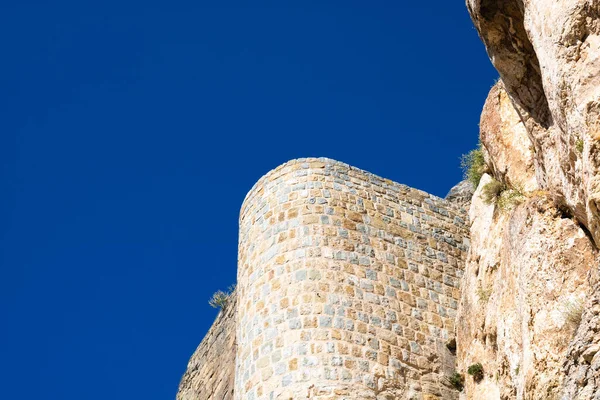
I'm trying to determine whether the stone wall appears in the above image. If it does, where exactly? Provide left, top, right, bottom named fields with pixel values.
left=177, top=295, right=237, bottom=400
left=234, top=158, right=470, bottom=400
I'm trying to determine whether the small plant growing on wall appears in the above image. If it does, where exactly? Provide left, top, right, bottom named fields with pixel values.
left=481, top=178, right=526, bottom=211
left=562, top=298, right=584, bottom=331
left=448, top=372, right=465, bottom=391
left=497, top=185, right=525, bottom=210
left=461, top=144, right=486, bottom=188
left=467, top=363, right=484, bottom=382
left=477, top=286, right=492, bottom=303
left=481, top=179, right=506, bottom=205
left=209, top=284, right=236, bottom=309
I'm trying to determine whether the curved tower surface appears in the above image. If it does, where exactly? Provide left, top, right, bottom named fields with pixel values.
left=233, top=158, right=469, bottom=400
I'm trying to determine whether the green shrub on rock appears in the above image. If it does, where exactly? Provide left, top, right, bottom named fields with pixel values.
left=481, top=179, right=506, bottom=205
left=467, top=363, right=484, bottom=382
left=461, top=144, right=486, bottom=188
left=448, top=372, right=465, bottom=391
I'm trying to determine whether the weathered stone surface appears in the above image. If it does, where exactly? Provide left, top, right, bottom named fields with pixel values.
left=177, top=295, right=237, bottom=400
left=560, top=269, right=600, bottom=399
left=445, top=180, right=475, bottom=208
left=466, top=0, right=600, bottom=245
left=235, top=158, right=469, bottom=400
left=457, top=174, right=596, bottom=399
left=460, top=2, right=600, bottom=398
left=479, top=81, right=538, bottom=192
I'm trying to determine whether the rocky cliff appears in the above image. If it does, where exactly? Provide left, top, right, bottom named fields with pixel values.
left=457, top=1, right=600, bottom=399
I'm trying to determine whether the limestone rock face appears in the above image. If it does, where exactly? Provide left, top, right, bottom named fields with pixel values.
left=457, top=175, right=596, bottom=399
left=479, top=82, right=538, bottom=192
left=458, top=1, right=600, bottom=398
left=466, top=0, right=600, bottom=245
left=561, top=273, right=600, bottom=400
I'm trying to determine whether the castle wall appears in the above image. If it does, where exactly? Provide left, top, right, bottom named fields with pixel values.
left=177, top=295, right=237, bottom=400
left=235, top=158, right=469, bottom=399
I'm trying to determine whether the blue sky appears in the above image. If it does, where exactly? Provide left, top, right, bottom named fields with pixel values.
left=1, top=1, right=497, bottom=399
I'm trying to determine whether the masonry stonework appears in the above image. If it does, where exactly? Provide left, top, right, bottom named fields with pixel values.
left=178, top=158, right=470, bottom=400
left=177, top=295, right=237, bottom=400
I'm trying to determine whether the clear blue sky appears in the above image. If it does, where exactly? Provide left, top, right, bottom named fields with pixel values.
left=1, top=1, right=497, bottom=399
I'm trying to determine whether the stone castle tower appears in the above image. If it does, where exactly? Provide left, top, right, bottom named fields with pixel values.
left=177, top=158, right=470, bottom=400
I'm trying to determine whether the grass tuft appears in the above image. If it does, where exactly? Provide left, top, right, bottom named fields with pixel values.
left=461, top=144, right=486, bottom=188
left=563, top=298, right=584, bottom=331
left=576, top=139, right=584, bottom=154
left=481, top=179, right=506, bottom=205
left=209, top=284, right=236, bottom=309
left=481, top=178, right=525, bottom=211
left=477, top=286, right=492, bottom=303
left=497, top=185, right=526, bottom=210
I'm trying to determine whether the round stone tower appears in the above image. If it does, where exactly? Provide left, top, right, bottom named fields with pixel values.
left=234, top=158, right=469, bottom=400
